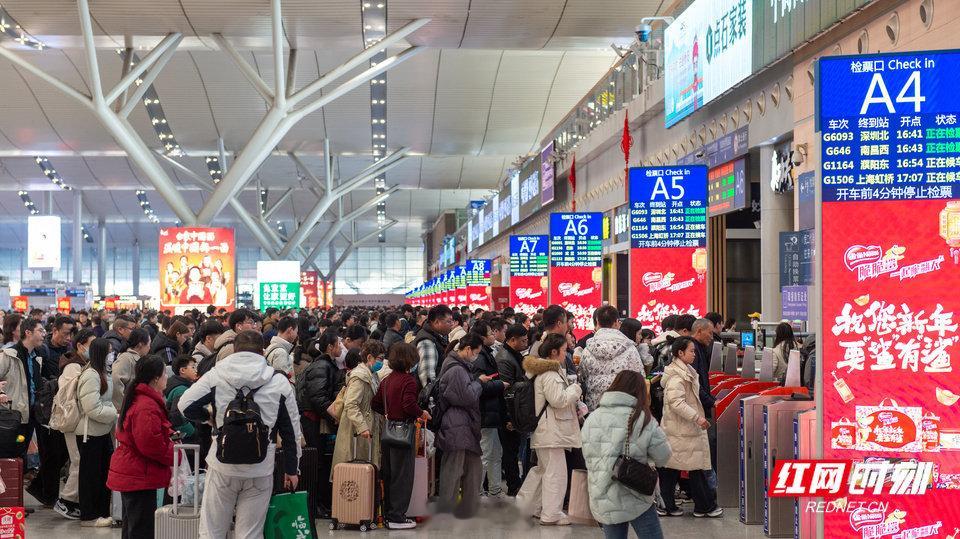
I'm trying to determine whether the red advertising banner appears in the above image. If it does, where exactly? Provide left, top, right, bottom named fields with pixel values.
left=320, top=280, right=334, bottom=309
left=104, top=296, right=117, bottom=311
left=629, top=247, right=707, bottom=330
left=300, top=271, right=319, bottom=309
left=56, top=297, right=70, bottom=314
left=509, top=275, right=548, bottom=315
left=11, top=296, right=26, bottom=313
left=491, top=286, right=510, bottom=311
left=159, top=227, right=235, bottom=312
left=550, top=266, right=602, bottom=338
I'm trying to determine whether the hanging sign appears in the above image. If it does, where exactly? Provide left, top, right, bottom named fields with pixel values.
left=455, top=265, right=468, bottom=307
left=550, top=212, right=603, bottom=338
left=509, top=235, right=549, bottom=316
left=819, top=50, right=960, bottom=537
left=628, top=165, right=708, bottom=331
left=465, top=259, right=492, bottom=311
left=159, top=227, right=235, bottom=312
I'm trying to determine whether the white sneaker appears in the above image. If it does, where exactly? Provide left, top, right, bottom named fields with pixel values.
left=80, top=517, right=114, bottom=528
left=693, top=507, right=724, bottom=518
left=53, top=500, right=79, bottom=521
left=540, top=517, right=571, bottom=526
left=387, top=519, right=417, bottom=530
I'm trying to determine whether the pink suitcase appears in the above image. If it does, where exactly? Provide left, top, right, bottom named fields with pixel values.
left=330, top=437, right=378, bottom=532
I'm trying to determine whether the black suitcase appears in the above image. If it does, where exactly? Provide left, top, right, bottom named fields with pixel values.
left=274, top=447, right=319, bottom=537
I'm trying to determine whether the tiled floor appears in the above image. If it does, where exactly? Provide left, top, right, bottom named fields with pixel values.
left=24, top=495, right=769, bottom=538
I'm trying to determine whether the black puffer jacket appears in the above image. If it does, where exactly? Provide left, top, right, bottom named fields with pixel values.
left=150, top=333, right=182, bottom=366
left=473, top=345, right=505, bottom=428
left=102, top=330, right=127, bottom=355
left=297, top=354, right=343, bottom=426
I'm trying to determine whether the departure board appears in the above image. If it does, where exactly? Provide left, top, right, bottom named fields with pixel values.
left=509, top=235, right=548, bottom=277
left=465, top=259, right=491, bottom=310
left=549, top=213, right=603, bottom=268
left=628, top=166, right=708, bottom=248
left=819, top=50, right=960, bottom=537
left=707, top=158, right=747, bottom=216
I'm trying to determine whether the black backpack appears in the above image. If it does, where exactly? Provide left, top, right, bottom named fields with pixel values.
left=197, top=341, right=231, bottom=378
left=33, top=377, right=59, bottom=426
left=418, top=377, right=444, bottom=432
left=505, top=375, right=545, bottom=434
left=215, top=374, right=281, bottom=464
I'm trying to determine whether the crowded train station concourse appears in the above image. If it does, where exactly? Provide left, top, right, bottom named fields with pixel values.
left=0, top=0, right=954, bottom=537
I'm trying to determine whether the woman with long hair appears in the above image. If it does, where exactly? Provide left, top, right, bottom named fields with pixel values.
left=582, top=370, right=672, bottom=539
left=112, top=328, right=151, bottom=410
left=107, top=355, right=174, bottom=539
left=52, top=328, right=96, bottom=521
left=1, top=313, right=21, bottom=349
left=76, top=338, right=119, bottom=527
left=771, top=322, right=797, bottom=382
left=658, top=336, right=721, bottom=518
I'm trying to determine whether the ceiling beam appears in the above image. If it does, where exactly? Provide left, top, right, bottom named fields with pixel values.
left=301, top=186, right=398, bottom=266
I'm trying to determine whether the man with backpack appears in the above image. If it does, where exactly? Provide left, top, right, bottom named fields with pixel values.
left=179, top=330, right=302, bottom=539
left=414, top=305, right=454, bottom=388
left=265, top=316, right=298, bottom=376
left=192, top=320, right=225, bottom=363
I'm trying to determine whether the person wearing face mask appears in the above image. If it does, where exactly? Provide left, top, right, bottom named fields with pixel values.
left=436, top=334, right=486, bottom=518
left=111, top=329, right=151, bottom=411
left=51, top=329, right=96, bottom=521
left=331, top=341, right=387, bottom=473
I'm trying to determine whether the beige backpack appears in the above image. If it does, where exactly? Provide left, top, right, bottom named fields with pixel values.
left=49, top=367, right=83, bottom=433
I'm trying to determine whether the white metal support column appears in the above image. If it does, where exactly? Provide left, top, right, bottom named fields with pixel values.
left=72, top=191, right=82, bottom=284
left=97, top=218, right=106, bottom=295
left=301, top=186, right=398, bottom=267
left=196, top=11, right=429, bottom=224
left=331, top=220, right=397, bottom=276
left=760, top=145, right=793, bottom=322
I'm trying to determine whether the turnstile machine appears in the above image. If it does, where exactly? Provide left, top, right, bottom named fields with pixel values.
left=763, top=396, right=815, bottom=537
left=716, top=381, right=779, bottom=508
left=795, top=408, right=818, bottom=539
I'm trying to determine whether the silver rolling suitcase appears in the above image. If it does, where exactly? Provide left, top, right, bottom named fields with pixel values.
left=155, top=443, right=201, bottom=538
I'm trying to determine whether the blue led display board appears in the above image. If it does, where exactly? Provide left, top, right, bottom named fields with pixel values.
left=509, top=235, right=549, bottom=277
left=549, top=213, right=603, bottom=268
left=628, top=165, right=708, bottom=248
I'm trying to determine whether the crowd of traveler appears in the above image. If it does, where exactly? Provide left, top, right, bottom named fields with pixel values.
left=0, top=301, right=810, bottom=538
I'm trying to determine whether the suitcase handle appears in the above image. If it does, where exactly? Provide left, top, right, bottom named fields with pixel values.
left=350, top=434, right=373, bottom=463
left=172, top=443, right=201, bottom=517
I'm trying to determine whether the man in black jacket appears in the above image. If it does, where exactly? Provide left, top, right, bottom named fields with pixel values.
left=297, top=330, right=343, bottom=517
left=494, top=324, right=530, bottom=496
left=381, top=312, right=404, bottom=351
left=470, top=321, right=508, bottom=499
left=101, top=315, right=135, bottom=355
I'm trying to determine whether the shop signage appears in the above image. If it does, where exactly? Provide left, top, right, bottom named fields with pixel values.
left=796, top=171, right=816, bottom=230
left=27, top=215, right=61, bottom=270
left=509, top=235, right=549, bottom=316
left=614, top=204, right=630, bottom=244
left=259, top=282, right=299, bottom=309
left=11, top=296, right=27, bottom=313
left=159, top=227, right=235, bottom=312
left=819, top=50, right=960, bottom=537
left=664, top=0, right=753, bottom=128
left=510, top=170, right=521, bottom=225
left=300, top=271, right=319, bottom=309
left=541, top=142, right=555, bottom=205
left=465, top=259, right=491, bottom=311
left=550, top=213, right=603, bottom=338
left=56, top=297, right=70, bottom=314
left=780, top=285, right=808, bottom=321
left=707, top=158, right=748, bottom=216
left=498, top=184, right=512, bottom=233
left=628, top=166, right=708, bottom=330
left=779, top=230, right=814, bottom=288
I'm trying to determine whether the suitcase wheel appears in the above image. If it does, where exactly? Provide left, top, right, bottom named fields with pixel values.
left=359, top=524, right=368, bottom=532
left=329, top=519, right=339, bottom=530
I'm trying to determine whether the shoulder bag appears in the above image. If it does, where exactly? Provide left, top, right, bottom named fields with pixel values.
left=611, top=415, right=659, bottom=496
left=381, top=379, right=414, bottom=448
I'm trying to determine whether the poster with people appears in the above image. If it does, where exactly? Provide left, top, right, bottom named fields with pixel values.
left=158, top=227, right=235, bottom=312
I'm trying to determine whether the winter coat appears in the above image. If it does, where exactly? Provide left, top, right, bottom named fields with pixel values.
left=495, top=344, right=527, bottom=387
left=214, top=329, right=237, bottom=363
left=0, top=348, right=30, bottom=424
left=77, top=366, right=118, bottom=438
left=192, top=342, right=212, bottom=363
left=331, top=365, right=381, bottom=471
left=523, top=355, right=582, bottom=450
left=437, top=352, right=482, bottom=455
left=660, top=359, right=711, bottom=471
left=372, top=371, right=421, bottom=422
left=265, top=336, right=295, bottom=375
left=473, top=345, right=506, bottom=428
left=179, top=351, right=302, bottom=478
left=297, top=354, right=342, bottom=433
left=581, top=392, right=672, bottom=525
left=578, top=328, right=645, bottom=411
left=382, top=328, right=404, bottom=351
left=107, top=383, right=174, bottom=492
left=112, top=349, right=141, bottom=411
left=771, top=342, right=792, bottom=382
left=164, top=375, right=195, bottom=440
left=102, top=330, right=126, bottom=355
left=151, top=333, right=182, bottom=366
left=42, top=338, right=69, bottom=372
left=58, top=351, right=85, bottom=374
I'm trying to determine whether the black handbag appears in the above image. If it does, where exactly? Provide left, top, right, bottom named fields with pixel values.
left=380, top=390, right=414, bottom=448
left=611, top=417, right=659, bottom=496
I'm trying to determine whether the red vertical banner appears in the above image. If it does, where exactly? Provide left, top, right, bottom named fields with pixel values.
left=628, top=166, right=708, bottom=332
left=509, top=235, right=549, bottom=316
left=491, top=286, right=510, bottom=311
left=819, top=51, right=960, bottom=535
left=300, top=271, right=319, bottom=309
left=549, top=213, right=603, bottom=339
left=104, top=296, right=118, bottom=311
left=56, top=297, right=70, bottom=314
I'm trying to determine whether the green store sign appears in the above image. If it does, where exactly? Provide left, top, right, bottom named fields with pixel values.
left=259, top=282, right=300, bottom=309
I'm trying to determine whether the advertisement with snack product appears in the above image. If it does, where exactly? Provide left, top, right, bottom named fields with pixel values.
left=466, top=259, right=492, bottom=311
left=820, top=51, right=960, bottom=537
left=159, top=227, right=235, bottom=312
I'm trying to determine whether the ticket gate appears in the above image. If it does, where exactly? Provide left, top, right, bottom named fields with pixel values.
left=758, top=347, right=777, bottom=381
left=716, top=381, right=779, bottom=508
left=763, top=396, right=815, bottom=537
left=709, top=341, right=723, bottom=372
left=741, top=346, right=757, bottom=378
left=723, top=343, right=739, bottom=375
left=795, top=409, right=818, bottom=539
left=739, top=387, right=809, bottom=524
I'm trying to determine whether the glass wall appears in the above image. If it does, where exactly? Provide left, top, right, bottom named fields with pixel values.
left=334, top=246, right=424, bottom=295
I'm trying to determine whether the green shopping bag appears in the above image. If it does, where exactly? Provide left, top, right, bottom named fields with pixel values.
left=264, top=491, right=314, bottom=539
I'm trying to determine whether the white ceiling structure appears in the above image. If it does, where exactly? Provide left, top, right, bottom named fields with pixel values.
left=0, top=0, right=663, bottom=253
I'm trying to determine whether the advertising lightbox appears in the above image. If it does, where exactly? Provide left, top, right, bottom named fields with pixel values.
left=509, top=235, right=549, bottom=316
left=466, top=259, right=491, bottom=311
left=257, top=260, right=300, bottom=310
left=550, top=213, right=603, bottom=339
left=628, top=166, right=708, bottom=331
left=664, top=0, right=753, bottom=128
left=159, top=227, right=235, bottom=312
left=301, top=270, right=319, bottom=309
left=819, top=50, right=960, bottom=536
left=519, top=158, right=541, bottom=223
left=541, top=142, right=555, bottom=205
left=27, top=215, right=61, bottom=270
left=455, top=264, right=468, bottom=307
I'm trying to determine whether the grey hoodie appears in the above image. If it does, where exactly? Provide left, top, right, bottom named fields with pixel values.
left=179, top=351, right=302, bottom=478
left=579, top=328, right=645, bottom=411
